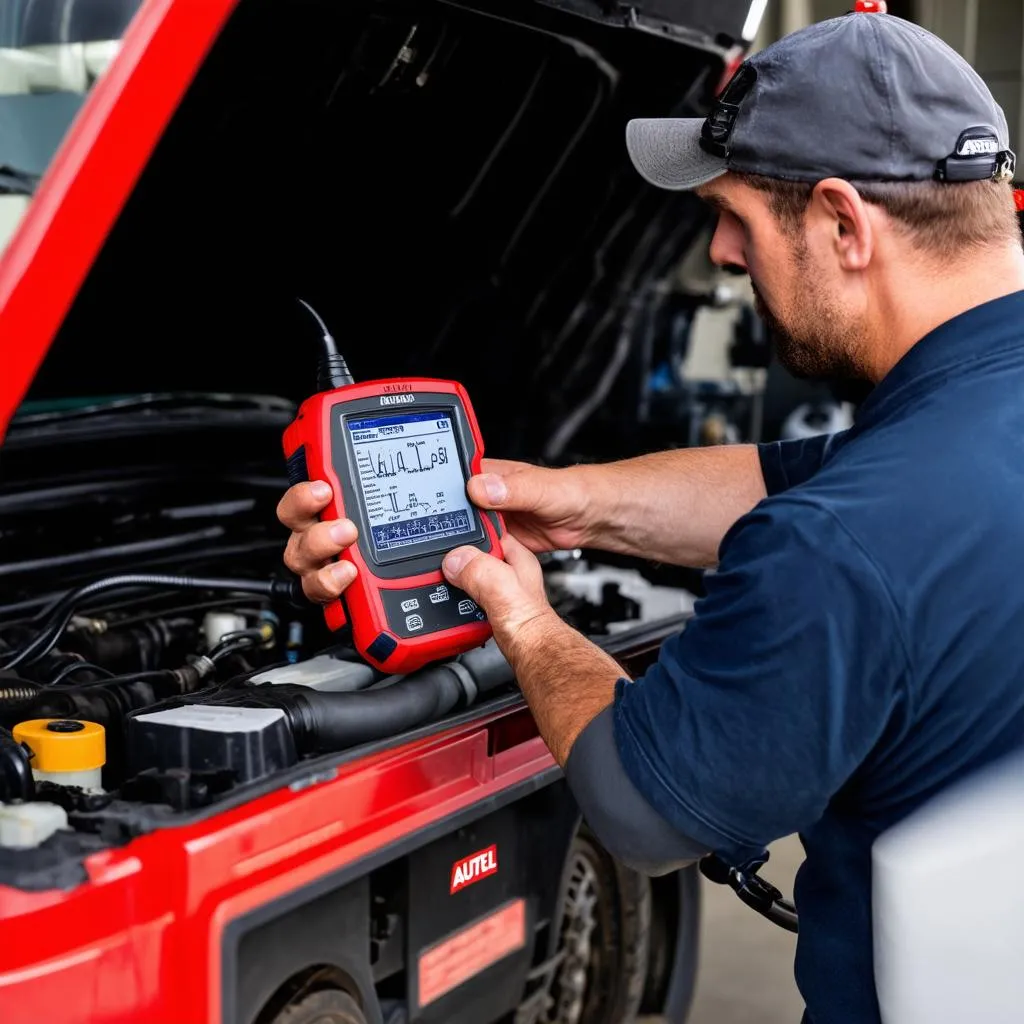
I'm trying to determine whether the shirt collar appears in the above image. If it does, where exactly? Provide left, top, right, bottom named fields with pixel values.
left=852, top=288, right=1024, bottom=431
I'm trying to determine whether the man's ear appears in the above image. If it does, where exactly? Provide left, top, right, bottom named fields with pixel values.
left=810, top=178, right=873, bottom=271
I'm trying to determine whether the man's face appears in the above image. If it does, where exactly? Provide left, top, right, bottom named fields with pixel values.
left=696, top=175, right=865, bottom=381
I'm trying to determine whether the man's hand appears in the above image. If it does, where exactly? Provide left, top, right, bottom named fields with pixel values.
left=276, top=481, right=359, bottom=603
left=274, top=457, right=594, bottom=603
left=442, top=535, right=561, bottom=661
left=465, top=458, right=593, bottom=553
left=443, top=535, right=624, bottom=767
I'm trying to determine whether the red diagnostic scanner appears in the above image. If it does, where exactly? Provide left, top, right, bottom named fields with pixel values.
left=283, top=304, right=504, bottom=673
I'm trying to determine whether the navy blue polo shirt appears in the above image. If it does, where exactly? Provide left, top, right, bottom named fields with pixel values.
left=613, top=290, right=1024, bottom=1024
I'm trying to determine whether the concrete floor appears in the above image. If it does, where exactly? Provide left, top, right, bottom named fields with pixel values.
left=682, top=835, right=806, bottom=1024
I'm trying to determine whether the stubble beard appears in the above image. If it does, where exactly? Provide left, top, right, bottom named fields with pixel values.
left=751, top=242, right=864, bottom=382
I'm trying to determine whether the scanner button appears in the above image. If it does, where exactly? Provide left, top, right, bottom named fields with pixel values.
left=366, top=632, right=397, bottom=662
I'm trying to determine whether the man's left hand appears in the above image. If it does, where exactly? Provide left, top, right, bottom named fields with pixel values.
left=441, top=535, right=561, bottom=662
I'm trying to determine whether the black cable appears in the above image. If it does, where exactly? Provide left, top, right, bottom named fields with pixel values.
left=209, top=623, right=276, bottom=663
left=699, top=853, right=800, bottom=934
left=210, top=634, right=261, bottom=662
left=298, top=298, right=354, bottom=390
left=0, top=574, right=301, bottom=672
left=48, top=660, right=115, bottom=686
left=764, top=899, right=799, bottom=934
left=103, top=597, right=267, bottom=631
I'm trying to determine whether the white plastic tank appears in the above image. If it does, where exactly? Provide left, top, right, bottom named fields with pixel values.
left=872, top=749, right=1024, bottom=1023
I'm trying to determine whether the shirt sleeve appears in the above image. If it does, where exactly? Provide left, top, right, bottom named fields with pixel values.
left=564, top=705, right=708, bottom=876
left=612, top=496, right=908, bottom=865
left=757, top=430, right=849, bottom=496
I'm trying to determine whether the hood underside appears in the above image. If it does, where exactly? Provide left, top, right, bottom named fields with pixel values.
left=20, top=0, right=732, bottom=463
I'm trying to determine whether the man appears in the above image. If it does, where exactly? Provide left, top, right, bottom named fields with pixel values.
left=277, top=11, right=1024, bottom=1024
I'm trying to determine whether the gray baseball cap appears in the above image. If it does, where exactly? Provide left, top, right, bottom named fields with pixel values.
left=626, top=10, right=1016, bottom=191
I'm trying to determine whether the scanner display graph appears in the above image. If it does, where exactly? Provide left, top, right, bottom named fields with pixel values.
left=347, top=410, right=476, bottom=553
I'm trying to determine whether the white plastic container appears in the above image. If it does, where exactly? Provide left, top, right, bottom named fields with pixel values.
left=872, top=749, right=1024, bottom=1024
left=0, top=802, right=68, bottom=848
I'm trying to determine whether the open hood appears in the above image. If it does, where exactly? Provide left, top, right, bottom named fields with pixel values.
left=0, top=0, right=757, bottom=462
left=0, top=0, right=751, bottom=914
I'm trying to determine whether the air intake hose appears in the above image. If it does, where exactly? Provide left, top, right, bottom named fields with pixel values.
left=295, top=669, right=464, bottom=751
left=269, top=640, right=515, bottom=753
left=149, top=640, right=518, bottom=756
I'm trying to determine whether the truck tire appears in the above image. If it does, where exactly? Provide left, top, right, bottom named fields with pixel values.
left=542, top=824, right=651, bottom=1024
left=269, top=989, right=367, bottom=1024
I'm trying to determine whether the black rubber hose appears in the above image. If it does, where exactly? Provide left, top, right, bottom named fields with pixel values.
left=297, top=667, right=464, bottom=751
left=0, top=727, right=34, bottom=801
left=458, top=638, right=514, bottom=689
left=0, top=574, right=301, bottom=672
left=288, top=642, right=515, bottom=752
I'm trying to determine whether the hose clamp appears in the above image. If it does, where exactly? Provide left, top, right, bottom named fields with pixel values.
left=445, top=661, right=478, bottom=706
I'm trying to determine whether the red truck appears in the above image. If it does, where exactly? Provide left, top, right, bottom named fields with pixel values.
left=0, top=2, right=764, bottom=1022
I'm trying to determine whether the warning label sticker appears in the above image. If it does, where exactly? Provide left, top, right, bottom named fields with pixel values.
left=417, top=898, right=527, bottom=1008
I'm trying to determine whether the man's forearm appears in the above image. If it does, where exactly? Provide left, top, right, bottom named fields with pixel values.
left=503, top=611, right=626, bottom=767
left=578, top=444, right=766, bottom=568
left=501, top=611, right=707, bottom=875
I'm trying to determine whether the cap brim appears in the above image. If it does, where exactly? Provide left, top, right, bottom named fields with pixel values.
left=625, top=118, right=727, bottom=191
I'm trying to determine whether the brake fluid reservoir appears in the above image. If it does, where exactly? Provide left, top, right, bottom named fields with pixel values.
left=12, top=719, right=106, bottom=791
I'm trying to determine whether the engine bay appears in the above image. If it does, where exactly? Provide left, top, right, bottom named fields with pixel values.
left=0, top=0, right=735, bottom=878
left=0, top=408, right=696, bottom=868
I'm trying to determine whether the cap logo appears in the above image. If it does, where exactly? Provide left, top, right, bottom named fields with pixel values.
left=700, top=63, right=757, bottom=159
left=936, top=126, right=1015, bottom=182
left=957, top=137, right=998, bottom=157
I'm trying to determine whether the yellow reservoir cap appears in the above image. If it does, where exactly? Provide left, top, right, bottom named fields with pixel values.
left=13, top=719, right=106, bottom=772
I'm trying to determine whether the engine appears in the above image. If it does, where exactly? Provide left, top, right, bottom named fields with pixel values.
left=0, top=541, right=694, bottom=848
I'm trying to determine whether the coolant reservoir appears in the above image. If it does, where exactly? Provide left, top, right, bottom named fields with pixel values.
left=12, top=719, right=106, bottom=791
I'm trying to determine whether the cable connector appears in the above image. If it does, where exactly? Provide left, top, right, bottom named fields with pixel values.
left=699, top=851, right=799, bottom=934
left=297, top=298, right=354, bottom=391
left=270, top=578, right=306, bottom=607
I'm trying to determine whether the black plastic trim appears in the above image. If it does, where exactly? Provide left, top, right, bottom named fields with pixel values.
left=221, top=764, right=563, bottom=1024
left=366, top=632, right=398, bottom=662
left=286, top=445, right=309, bottom=487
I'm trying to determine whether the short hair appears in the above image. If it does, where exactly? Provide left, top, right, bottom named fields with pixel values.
left=733, top=172, right=1022, bottom=255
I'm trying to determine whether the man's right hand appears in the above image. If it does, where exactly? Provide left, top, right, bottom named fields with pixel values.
left=275, top=459, right=592, bottom=602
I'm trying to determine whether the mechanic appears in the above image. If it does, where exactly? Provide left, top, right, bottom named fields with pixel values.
left=277, top=12, right=1024, bottom=1024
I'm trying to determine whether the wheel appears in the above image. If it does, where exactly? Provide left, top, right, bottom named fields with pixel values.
left=539, top=825, right=651, bottom=1024
left=643, top=864, right=701, bottom=1024
left=268, top=989, right=367, bottom=1024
